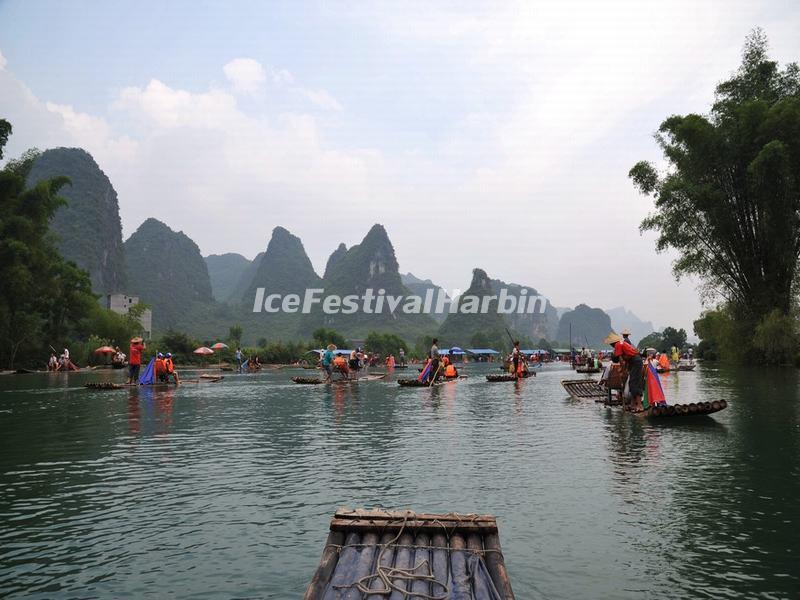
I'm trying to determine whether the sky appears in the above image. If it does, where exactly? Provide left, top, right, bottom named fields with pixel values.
left=1, top=0, right=799, bottom=334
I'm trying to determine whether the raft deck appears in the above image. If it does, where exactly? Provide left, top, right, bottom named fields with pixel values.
left=305, top=508, right=514, bottom=600
left=486, top=372, right=535, bottom=382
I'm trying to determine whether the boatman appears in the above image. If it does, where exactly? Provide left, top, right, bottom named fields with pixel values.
left=127, top=337, right=145, bottom=384
left=428, top=338, right=441, bottom=382
left=604, top=332, right=644, bottom=412
left=399, top=348, right=406, bottom=366
left=511, top=341, right=523, bottom=377
left=622, top=328, right=633, bottom=346
left=321, top=344, right=336, bottom=382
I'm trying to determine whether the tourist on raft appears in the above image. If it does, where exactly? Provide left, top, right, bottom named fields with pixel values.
left=348, top=348, right=361, bottom=379
left=321, top=344, right=336, bottom=382
left=165, top=352, right=180, bottom=384
left=155, top=352, right=168, bottom=383
left=444, top=350, right=459, bottom=378
left=604, top=332, right=644, bottom=411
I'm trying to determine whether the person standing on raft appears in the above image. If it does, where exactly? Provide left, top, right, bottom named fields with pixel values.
left=127, top=337, right=145, bottom=384
left=428, top=338, right=441, bottom=382
left=321, top=344, right=336, bottom=382
left=604, top=332, right=644, bottom=411
left=511, top=340, right=527, bottom=378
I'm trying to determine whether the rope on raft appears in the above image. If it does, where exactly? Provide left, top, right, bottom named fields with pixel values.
left=330, top=510, right=503, bottom=599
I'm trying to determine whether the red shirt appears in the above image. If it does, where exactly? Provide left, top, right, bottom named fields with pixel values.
left=129, top=343, right=143, bottom=366
left=613, top=340, right=638, bottom=359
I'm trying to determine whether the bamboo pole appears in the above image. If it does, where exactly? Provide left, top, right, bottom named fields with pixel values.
left=304, top=531, right=345, bottom=600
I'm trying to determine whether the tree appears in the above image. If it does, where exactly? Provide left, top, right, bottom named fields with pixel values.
left=638, top=331, right=663, bottom=351
left=661, top=327, right=688, bottom=351
left=630, top=30, right=800, bottom=324
left=228, top=324, right=243, bottom=345
left=0, top=124, right=96, bottom=367
left=0, top=119, right=11, bottom=159
left=312, top=327, right=347, bottom=349
left=364, top=331, right=409, bottom=357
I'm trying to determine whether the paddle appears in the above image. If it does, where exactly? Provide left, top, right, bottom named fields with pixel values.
left=428, top=361, right=442, bottom=387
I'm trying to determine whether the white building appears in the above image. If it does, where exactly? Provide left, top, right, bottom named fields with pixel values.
left=105, top=294, right=152, bottom=339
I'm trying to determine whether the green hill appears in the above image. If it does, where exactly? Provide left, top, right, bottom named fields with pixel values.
left=26, top=148, right=127, bottom=294
left=555, top=304, right=613, bottom=348
left=323, top=243, right=348, bottom=279
left=243, top=227, right=322, bottom=339
left=205, top=253, right=250, bottom=302
left=306, top=224, right=438, bottom=339
left=488, top=277, right=559, bottom=341
left=438, top=268, right=510, bottom=347
left=124, top=218, right=213, bottom=330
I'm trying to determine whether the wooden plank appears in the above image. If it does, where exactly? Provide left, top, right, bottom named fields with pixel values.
left=304, top=530, right=345, bottom=600
left=334, top=508, right=496, bottom=523
left=484, top=532, right=515, bottom=599
left=329, top=518, right=497, bottom=533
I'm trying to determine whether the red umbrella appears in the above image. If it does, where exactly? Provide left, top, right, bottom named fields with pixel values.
left=94, top=346, right=116, bottom=354
left=211, top=342, right=228, bottom=350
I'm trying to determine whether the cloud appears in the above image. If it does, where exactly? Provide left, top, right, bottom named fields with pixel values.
left=0, top=49, right=6, bottom=71
left=301, top=88, right=342, bottom=111
left=223, top=57, right=266, bottom=93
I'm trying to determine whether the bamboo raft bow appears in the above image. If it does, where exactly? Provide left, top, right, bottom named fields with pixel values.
left=486, top=372, right=535, bottom=382
left=291, top=374, right=386, bottom=385
left=398, top=376, right=467, bottom=387
left=676, top=364, right=696, bottom=371
left=85, top=375, right=223, bottom=390
left=305, top=508, right=514, bottom=600
left=560, top=379, right=728, bottom=417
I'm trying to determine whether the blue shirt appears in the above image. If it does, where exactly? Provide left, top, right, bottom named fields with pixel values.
left=322, top=350, right=334, bottom=366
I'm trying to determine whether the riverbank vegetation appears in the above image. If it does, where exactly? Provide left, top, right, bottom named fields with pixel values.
left=630, top=30, right=800, bottom=365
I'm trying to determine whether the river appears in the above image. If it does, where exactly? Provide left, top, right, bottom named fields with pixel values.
left=0, top=363, right=797, bottom=599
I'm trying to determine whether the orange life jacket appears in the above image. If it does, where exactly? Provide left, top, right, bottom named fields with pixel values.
left=155, top=358, right=166, bottom=374
left=165, top=358, right=174, bottom=373
left=444, top=364, right=457, bottom=377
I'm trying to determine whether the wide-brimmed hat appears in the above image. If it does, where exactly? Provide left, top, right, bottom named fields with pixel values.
left=622, top=328, right=631, bottom=335
left=603, top=332, right=623, bottom=345
left=131, top=336, right=143, bottom=343
left=327, top=344, right=336, bottom=350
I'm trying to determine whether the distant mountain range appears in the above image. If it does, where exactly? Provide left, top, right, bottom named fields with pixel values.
left=34, top=146, right=659, bottom=346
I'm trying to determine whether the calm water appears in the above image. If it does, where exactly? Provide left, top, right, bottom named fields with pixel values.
left=0, top=363, right=798, bottom=599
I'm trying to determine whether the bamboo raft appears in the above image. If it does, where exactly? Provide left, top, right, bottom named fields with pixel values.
left=291, top=374, right=386, bottom=384
left=560, top=379, right=728, bottom=417
left=398, top=376, right=467, bottom=387
left=305, top=508, right=514, bottom=600
left=486, top=372, right=535, bottom=382
left=676, top=364, right=696, bottom=371
left=575, top=367, right=601, bottom=374
left=85, top=375, right=223, bottom=390
left=561, top=379, right=612, bottom=402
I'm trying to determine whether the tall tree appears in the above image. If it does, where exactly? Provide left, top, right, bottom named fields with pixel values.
left=0, top=121, right=96, bottom=367
left=629, top=29, right=800, bottom=321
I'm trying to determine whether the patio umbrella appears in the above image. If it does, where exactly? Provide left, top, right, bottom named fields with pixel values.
left=210, top=342, right=228, bottom=367
left=193, top=346, right=214, bottom=368
left=94, top=346, right=116, bottom=354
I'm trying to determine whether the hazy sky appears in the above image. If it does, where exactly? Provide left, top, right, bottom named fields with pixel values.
left=1, top=0, right=799, bottom=333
